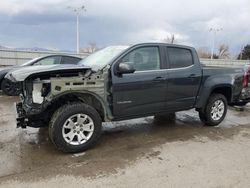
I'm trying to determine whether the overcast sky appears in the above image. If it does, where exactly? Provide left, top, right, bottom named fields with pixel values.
left=0, top=0, right=249, bottom=55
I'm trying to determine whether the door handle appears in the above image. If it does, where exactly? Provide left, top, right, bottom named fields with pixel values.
left=153, top=76, right=165, bottom=81
left=188, top=74, right=196, bottom=78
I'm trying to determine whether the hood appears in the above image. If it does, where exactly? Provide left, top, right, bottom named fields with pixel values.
left=0, top=65, right=20, bottom=71
left=5, top=64, right=91, bottom=82
left=0, top=66, right=21, bottom=80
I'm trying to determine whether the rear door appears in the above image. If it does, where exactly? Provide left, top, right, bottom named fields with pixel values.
left=60, top=56, right=82, bottom=65
left=165, top=47, right=202, bottom=110
left=111, top=45, right=168, bottom=119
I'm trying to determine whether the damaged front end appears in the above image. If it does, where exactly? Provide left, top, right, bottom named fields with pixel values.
left=9, top=65, right=112, bottom=128
left=15, top=102, right=27, bottom=128
left=15, top=78, right=53, bottom=128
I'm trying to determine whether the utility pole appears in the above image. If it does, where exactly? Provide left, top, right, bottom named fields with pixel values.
left=209, top=28, right=223, bottom=60
left=240, top=45, right=244, bottom=60
left=68, top=5, right=86, bottom=54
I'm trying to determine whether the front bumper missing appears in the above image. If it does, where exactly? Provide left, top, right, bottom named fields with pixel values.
left=15, top=102, right=28, bottom=128
left=15, top=102, right=49, bottom=128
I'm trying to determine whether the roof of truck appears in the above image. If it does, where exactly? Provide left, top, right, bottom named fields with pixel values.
left=130, top=42, right=195, bottom=50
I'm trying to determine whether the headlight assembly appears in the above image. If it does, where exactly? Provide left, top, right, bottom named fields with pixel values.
left=32, top=80, right=51, bottom=104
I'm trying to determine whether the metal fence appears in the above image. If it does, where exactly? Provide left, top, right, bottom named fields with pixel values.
left=0, top=49, right=89, bottom=66
left=0, top=49, right=250, bottom=67
left=201, top=58, right=250, bottom=67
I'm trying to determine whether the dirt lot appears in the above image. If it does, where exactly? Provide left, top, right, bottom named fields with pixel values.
left=0, top=94, right=250, bottom=188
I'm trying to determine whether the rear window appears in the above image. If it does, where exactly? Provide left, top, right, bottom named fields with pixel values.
left=168, top=47, right=193, bottom=69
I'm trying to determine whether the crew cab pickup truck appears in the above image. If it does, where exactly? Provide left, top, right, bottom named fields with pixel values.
left=6, top=43, right=250, bottom=153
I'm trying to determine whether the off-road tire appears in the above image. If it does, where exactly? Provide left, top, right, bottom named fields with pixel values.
left=199, top=94, right=227, bottom=126
left=49, top=103, right=102, bottom=153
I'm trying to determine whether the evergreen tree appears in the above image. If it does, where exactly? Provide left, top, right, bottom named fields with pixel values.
left=238, top=45, right=250, bottom=60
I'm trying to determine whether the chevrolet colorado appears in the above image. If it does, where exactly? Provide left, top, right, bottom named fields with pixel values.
left=6, top=43, right=250, bottom=153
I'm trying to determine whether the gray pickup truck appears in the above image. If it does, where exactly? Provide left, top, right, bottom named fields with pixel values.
left=6, top=43, right=250, bottom=153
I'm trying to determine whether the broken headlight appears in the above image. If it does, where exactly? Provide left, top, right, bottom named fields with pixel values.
left=41, top=83, right=51, bottom=97
left=32, top=80, right=51, bottom=104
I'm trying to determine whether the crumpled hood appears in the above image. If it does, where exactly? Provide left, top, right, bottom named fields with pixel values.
left=5, top=64, right=91, bottom=82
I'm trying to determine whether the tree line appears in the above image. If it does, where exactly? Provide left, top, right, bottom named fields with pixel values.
left=198, top=44, right=250, bottom=60
left=79, top=40, right=250, bottom=61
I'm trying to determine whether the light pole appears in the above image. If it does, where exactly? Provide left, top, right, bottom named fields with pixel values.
left=68, top=5, right=86, bottom=54
left=209, top=28, right=223, bottom=60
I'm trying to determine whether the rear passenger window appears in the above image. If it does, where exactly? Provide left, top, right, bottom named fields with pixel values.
left=61, top=57, right=81, bottom=64
left=34, top=56, right=61, bottom=65
left=168, top=47, right=193, bottom=69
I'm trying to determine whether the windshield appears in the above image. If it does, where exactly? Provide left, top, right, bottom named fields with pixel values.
left=78, top=46, right=129, bottom=70
left=21, top=57, right=40, bottom=66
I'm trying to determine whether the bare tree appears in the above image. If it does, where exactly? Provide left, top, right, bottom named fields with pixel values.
left=80, top=42, right=99, bottom=53
left=163, top=34, right=175, bottom=44
left=88, top=42, right=98, bottom=53
left=197, top=47, right=211, bottom=59
left=218, top=44, right=230, bottom=59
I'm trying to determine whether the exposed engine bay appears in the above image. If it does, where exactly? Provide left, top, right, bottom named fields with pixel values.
left=13, top=66, right=113, bottom=128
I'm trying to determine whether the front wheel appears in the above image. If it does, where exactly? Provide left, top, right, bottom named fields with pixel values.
left=199, top=94, right=227, bottom=126
left=1, top=79, right=21, bottom=96
left=49, top=103, right=102, bottom=153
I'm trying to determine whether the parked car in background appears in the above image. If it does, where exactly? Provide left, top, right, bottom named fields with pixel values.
left=0, top=55, right=82, bottom=96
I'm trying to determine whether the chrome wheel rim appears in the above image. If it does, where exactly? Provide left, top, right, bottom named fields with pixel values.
left=211, top=99, right=225, bottom=121
left=62, top=114, right=94, bottom=145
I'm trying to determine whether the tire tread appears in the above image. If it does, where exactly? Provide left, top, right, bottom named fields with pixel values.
left=199, top=93, right=227, bottom=126
left=49, top=102, right=102, bottom=153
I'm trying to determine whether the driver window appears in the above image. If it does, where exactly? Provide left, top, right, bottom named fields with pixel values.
left=34, top=56, right=60, bottom=65
left=120, top=47, right=160, bottom=71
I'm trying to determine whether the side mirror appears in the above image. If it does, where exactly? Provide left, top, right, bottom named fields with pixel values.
left=117, top=62, right=135, bottom=74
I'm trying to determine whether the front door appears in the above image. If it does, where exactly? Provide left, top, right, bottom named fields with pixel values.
left=111, top=46, right=167, bottom=119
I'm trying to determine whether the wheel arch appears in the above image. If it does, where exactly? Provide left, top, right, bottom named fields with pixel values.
left=210, top=85, right=232, bottom=102
left=0, top=78, right=3, bottom=88
left=47, top=91, right=109, bottom=122
left=195, top=84, right=232, bottom=111
left=0, top=71, right=9, bottom=84
left=0, top=74, right=7, bottom=89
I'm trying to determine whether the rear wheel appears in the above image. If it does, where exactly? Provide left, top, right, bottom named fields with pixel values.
left=1, top=79, right=21, bottom=96
left=49, top=103, right=102, bottom=153
left=199, top=94, right=227, bottom=126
